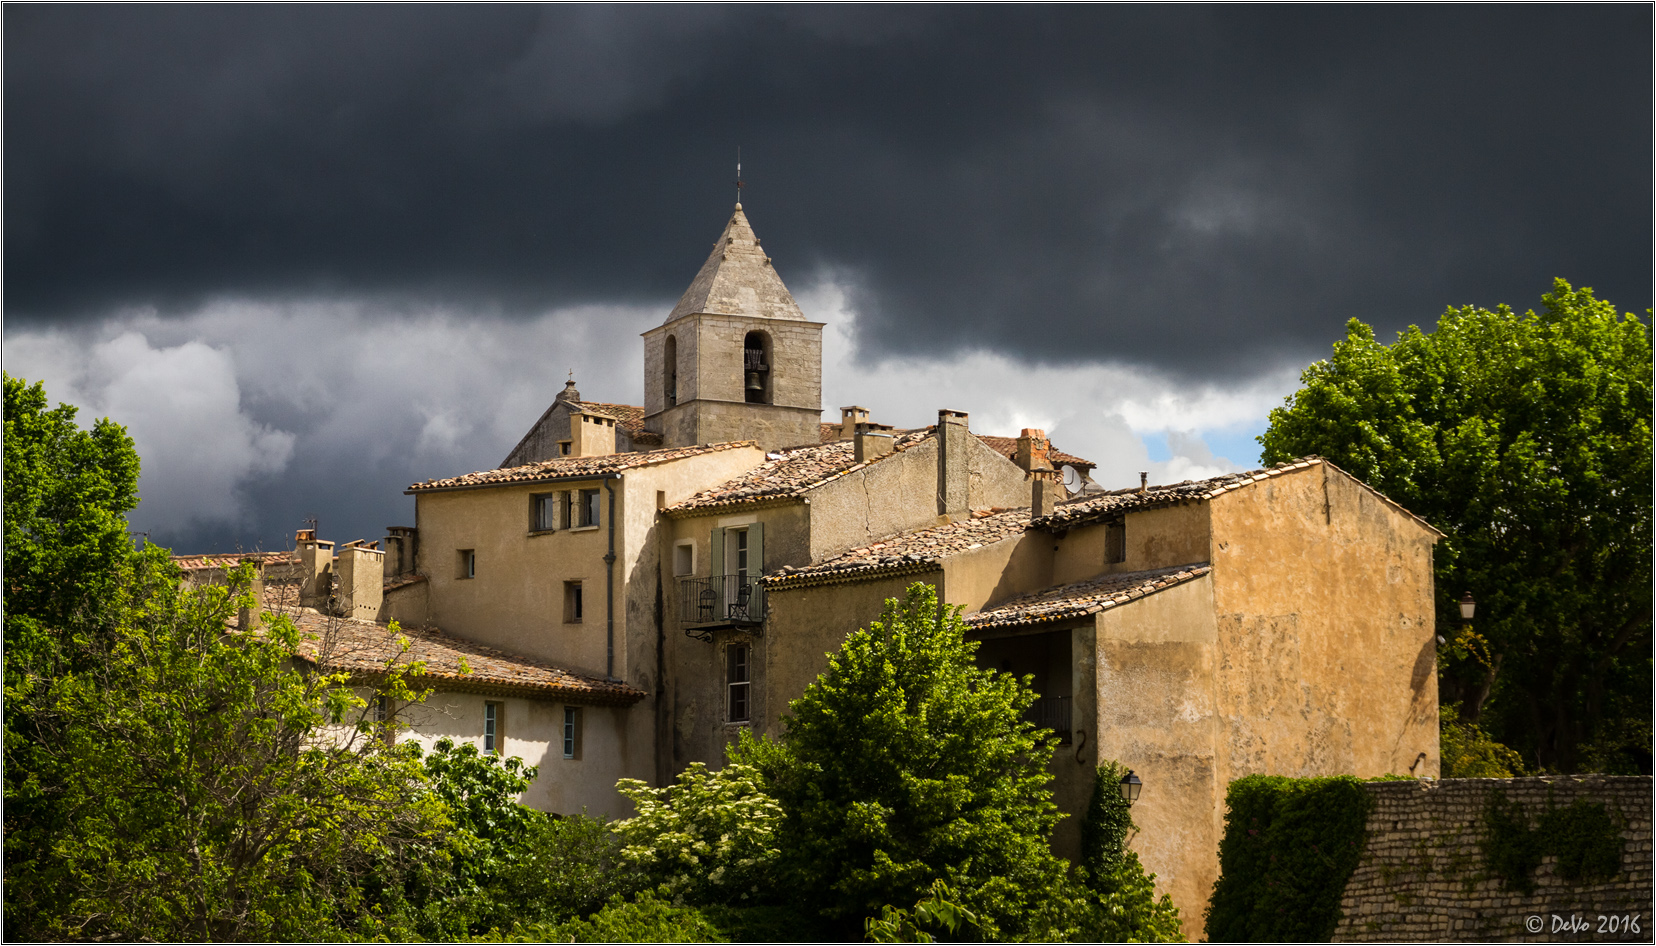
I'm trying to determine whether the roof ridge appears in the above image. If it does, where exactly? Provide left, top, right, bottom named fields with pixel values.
left=409, top=440, right=759, bottom=493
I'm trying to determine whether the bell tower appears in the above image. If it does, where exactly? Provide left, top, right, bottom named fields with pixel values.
left=642, top=203, right=825, bottom=451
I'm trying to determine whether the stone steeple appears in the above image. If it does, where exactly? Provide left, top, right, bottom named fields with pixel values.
left=642, top=203, right=825, bottom=452
left=666, top=203, right=806, bottom=323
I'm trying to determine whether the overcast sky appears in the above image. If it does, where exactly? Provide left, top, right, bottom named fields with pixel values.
left=6, top=6, right=1650, bottom=554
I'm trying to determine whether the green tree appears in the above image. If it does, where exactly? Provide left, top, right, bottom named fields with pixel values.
left=734, top=582, right=1070, bottom=940
left=1439, top=705, right=1527, bottom=778
left=614, top=760, right=783, bottom=907
left=3, top=373, right=141, bottom=642
left=1258, top=280, right=1651, bottom=772
left=4, top=560, right=447, bottom=940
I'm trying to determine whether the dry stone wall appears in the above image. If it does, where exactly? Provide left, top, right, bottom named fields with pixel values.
left=1333, top=777, right=1652, bottom=943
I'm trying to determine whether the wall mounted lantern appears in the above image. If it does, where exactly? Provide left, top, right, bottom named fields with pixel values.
left=1119, top=769, right=1142, bottom=806
left=1459, top=592, right=1476, bottom=623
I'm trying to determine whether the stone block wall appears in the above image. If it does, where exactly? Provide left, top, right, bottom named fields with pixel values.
left=1333, top=776, right=1653, bottom=943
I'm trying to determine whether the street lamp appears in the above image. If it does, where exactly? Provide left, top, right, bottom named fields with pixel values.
left=1119, top=769, right=1142, bottom=806
left=1459, top=592, right=1476, bottom=623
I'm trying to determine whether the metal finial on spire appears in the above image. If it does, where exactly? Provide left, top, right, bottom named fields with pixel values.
left=735, top=146, right=744, bottom=205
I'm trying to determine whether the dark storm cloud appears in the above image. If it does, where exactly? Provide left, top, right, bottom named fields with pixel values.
left=7, top=5, right=1651, bottom=378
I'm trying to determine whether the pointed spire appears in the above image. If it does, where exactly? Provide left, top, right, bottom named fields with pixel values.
left=665, top=204, right=806, bottom=324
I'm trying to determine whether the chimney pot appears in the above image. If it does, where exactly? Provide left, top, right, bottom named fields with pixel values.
left=1139, top=472, right=1149, bottom=493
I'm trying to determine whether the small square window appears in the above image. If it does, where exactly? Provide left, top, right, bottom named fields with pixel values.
left=564, top=580, right=583, bottom=623
left=673, top=542, right=694, bottom=577
left=558, top=441, right=572, bottom=456
left=727, top=643, right=751, bottom=723
left=484, top=701, right=504, bottom=755
left=563, top=706, right=582, bottom=759
left=459, top=549, right=477, bottom=579
left=532, top=493, right=558, bottom=532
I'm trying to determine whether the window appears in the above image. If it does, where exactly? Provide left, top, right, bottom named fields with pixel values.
left=571, top=488, right=600, bottom=528
left=1105, top=520, right=1126, bottom=564
left=673, top=541, right=694, bottom=577
left=484, top=701, right=504, bottom=754
left=731, top=527, right=750, bottom=579
left=727, top=643, right=751, bottom=722
left=558, top=441, right=572, bottom=456
left=563, top=706, right=582, bottom=759
left=459, top=549, right=476, bottom=579
left=564, top=580, right=583, bottom=623
left=532, top=493, right=558, bottom=532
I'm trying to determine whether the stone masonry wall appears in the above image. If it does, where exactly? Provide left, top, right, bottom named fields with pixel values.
left=1333, top=777, right=1653, bottom=943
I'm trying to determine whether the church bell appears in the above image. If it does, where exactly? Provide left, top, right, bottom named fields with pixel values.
left=745, top=371, right=764, bottom=392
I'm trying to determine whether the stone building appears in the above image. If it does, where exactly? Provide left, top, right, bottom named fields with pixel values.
left=183, top=201, right=1443, bottom=933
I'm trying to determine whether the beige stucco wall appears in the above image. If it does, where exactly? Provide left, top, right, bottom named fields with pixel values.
left=395, top=689, right=638, bottom=817
left=1091, top=574, right=1221, bottom=942
left=1051, top=502, right=1213, bottom=586
left=414, top=446, right=763, bottom=677
left=1207, top=464, right=1441, bottom=785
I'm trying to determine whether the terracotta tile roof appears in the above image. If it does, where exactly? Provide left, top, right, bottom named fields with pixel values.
left=816, top=423, right=1093, bottom=470
left=964, top=563, right=1212, bottom=630
left=408, top=440, right=757, bottom=493
left=383, top=573, right=428, bottom=593
left=1033, top=456, right=1442, bottom=536
left=579, top=401, right=648, bottom=437
left=973, top=433, right=1094, bottom=471
left=765, top=506, right=1034, bottom=589
left=172, top=550, right=299, bottom=571
left=668, top=429, right=934, bottom=513
left=260, top=597, right=645, bottom=705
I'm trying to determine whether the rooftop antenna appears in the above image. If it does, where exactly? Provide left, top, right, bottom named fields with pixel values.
left=735, top=146, right=744, bottom=205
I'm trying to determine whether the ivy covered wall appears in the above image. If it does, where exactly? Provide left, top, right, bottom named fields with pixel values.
left=1207, top=775, right=1651, bottom=943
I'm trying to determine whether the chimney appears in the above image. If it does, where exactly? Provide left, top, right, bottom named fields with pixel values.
left=936, top=409, right=971, bottom=520
left=1014, top=428, right=1055, bottom=474
left=336, top=541, right=385, bottom=622
left=855, top=430, right=894, bottom=463
left=1139, top=472, right=1148, bottom=494
left=237, top=556, right=265, bottom=631
left=384, top=526, right=418, bottom=578
left=297, top=530, right=335, bottom=610
left=569, top=411, right=616, bottom=458
left=840, top=405, right=870, bottom=441
left=1031, top=477, right=1064, bottom=519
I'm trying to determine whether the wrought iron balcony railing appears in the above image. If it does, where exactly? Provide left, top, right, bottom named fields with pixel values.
left=679, top=575, right=766, bottom=633
left=1028, top=695, right=1072, bottom=743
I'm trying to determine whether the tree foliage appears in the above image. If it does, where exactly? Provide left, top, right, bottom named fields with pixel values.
left=1439, top=705, right=1527, bottom=778
left=1258, top=280, right=1652, bottom=772
left=3, top=560, right=446, bottom=940
left=614, top=761, right=783, bottom=906
left=734, top=582, right=1071, bottom=939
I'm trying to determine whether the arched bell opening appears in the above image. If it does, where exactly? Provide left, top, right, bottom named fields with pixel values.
left=664, top=334, right=678, bottom=406
left=743, top=331, right=772, bottom=404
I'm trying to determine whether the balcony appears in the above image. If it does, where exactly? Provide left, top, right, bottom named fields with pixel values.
left=679, top=575, right=766, bottom=639
left=1028, top=695, right=1072, bottom=743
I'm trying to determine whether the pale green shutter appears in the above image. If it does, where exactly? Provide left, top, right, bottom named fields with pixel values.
left=748, top=522, right=764, bottom=575
left=710, top=528, right=725, bottom=578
